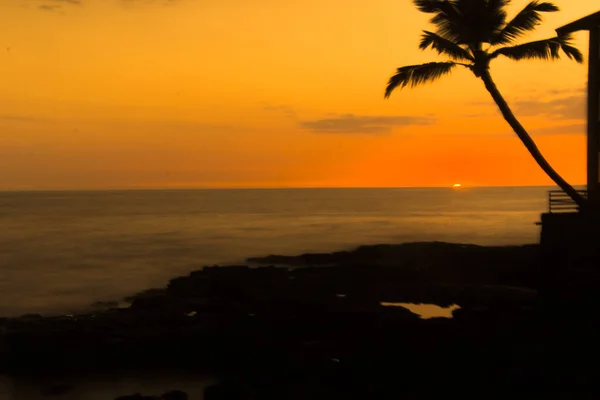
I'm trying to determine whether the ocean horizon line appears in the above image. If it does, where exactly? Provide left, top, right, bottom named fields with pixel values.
left=0, top=184, right=579, bottom=193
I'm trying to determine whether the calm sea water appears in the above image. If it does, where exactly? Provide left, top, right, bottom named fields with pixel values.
left=0, top=187, right=551, bottom=317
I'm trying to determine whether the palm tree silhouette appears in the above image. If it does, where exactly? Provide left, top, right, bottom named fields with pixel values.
left=385, top=0, right=587, bottom=208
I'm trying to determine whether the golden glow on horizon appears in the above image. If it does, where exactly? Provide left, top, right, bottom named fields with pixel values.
left=0, top=1, right=596, bottom=190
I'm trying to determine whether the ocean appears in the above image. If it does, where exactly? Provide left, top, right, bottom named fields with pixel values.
left=0, top=187, right=552, bottom=318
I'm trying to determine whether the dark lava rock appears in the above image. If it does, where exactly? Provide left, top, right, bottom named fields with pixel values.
left=114, top=395, right=159, bottom=400
left=40, top=382, right=73, bottom=396
left=129, top=290, right=170, bottom=310
left=161, top=390, right=188, bottom=400
left=204, top=382, right=253, bottom=400
left=115, top=395, right=143, bottom=400
left=0, top=241, right=563, bottom=393
left=248, top=242, right=540, bottom=287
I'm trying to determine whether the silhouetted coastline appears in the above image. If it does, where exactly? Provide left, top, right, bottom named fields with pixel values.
left=2, top=241, right=600, bottom=397
left=0, top=186, right=548, bottom=319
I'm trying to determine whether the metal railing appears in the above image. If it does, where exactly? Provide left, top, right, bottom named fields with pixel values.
left=548, top=190, right=588, bottom=213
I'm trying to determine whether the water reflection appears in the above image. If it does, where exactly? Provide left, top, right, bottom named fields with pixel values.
left=0, top=371, right=215, bottom=400
left=381, top=302, right=460, bottom=319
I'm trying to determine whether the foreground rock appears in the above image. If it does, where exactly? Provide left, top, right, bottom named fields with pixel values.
left=2, top=242, right=600, bottom=394
left=248, top=242, right=540, bottom=287
left=114, top=390, right=188, bottom=400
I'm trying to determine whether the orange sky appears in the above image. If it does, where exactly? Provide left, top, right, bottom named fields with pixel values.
left=0, top=0, right=596, bottom=190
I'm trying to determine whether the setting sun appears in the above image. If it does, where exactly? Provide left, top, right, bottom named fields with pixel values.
left=453, top=183, right=462, bottom=188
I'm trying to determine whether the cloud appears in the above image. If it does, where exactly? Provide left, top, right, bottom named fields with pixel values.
left=461, top=112, right=491, bottom=118
left=262, top=104, right=297, bottom=120
left=28, top=0, right=81, bottom=12
left=42, top=0, right=81, bottom=3
left=29, top=0, right=179, bottom=12
left=300, top=114, right=435, bottom=134
left=1, top=114, right=45, bottom=122
left=532, top=123, right=587, bottom=136
left=39, top=0, right=81, bottom=5
left=119, top=0, right=179, bottom=5
left=464, top=86, right=587, bottom=119
left=39, top=4, right=61, bottom=11
left=545, top=87, right=586, bottom=96
left=513, top=95, right=586, bottom=120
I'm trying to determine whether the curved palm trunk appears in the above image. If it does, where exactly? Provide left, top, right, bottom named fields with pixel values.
left=479, top=69, right=588, bottom=210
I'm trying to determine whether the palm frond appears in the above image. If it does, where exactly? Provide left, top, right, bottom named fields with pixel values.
left=413, top=0, right=451, bottom=13
left=415, top=0, right=511, bottom=46
left=491, top=34, right=583, bottom=63
left=385, top=62, right=456, bottom=98
left=432, top=18, right=464, bottom=44
left=492, top=37, right=561, bottom=61
left=555, top=34, right=584, bottom=63
left=558, top=39, right=584, bottom=63
left=486, top=0, right=511, bottom=29
left=413, top=0, right=463, bottom=42
left=454, top=0, right=510, bottom=44
left=420, top=31, right=475, bottom=61
left=487, top=0, right=511, bottom=13
left=492, top=1, right=559, bottom=45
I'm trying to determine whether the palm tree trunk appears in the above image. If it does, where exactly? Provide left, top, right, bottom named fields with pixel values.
left=479, top=69, right=588, bottom=210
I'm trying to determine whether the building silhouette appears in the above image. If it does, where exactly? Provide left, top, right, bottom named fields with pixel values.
left=557, top=11, right=600, bottom=207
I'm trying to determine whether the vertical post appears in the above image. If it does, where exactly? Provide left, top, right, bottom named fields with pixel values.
left=588, top=26, right=600, bottom=206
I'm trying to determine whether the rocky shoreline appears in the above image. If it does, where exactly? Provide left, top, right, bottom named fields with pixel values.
left=2, top=241, right=600, bottom=397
